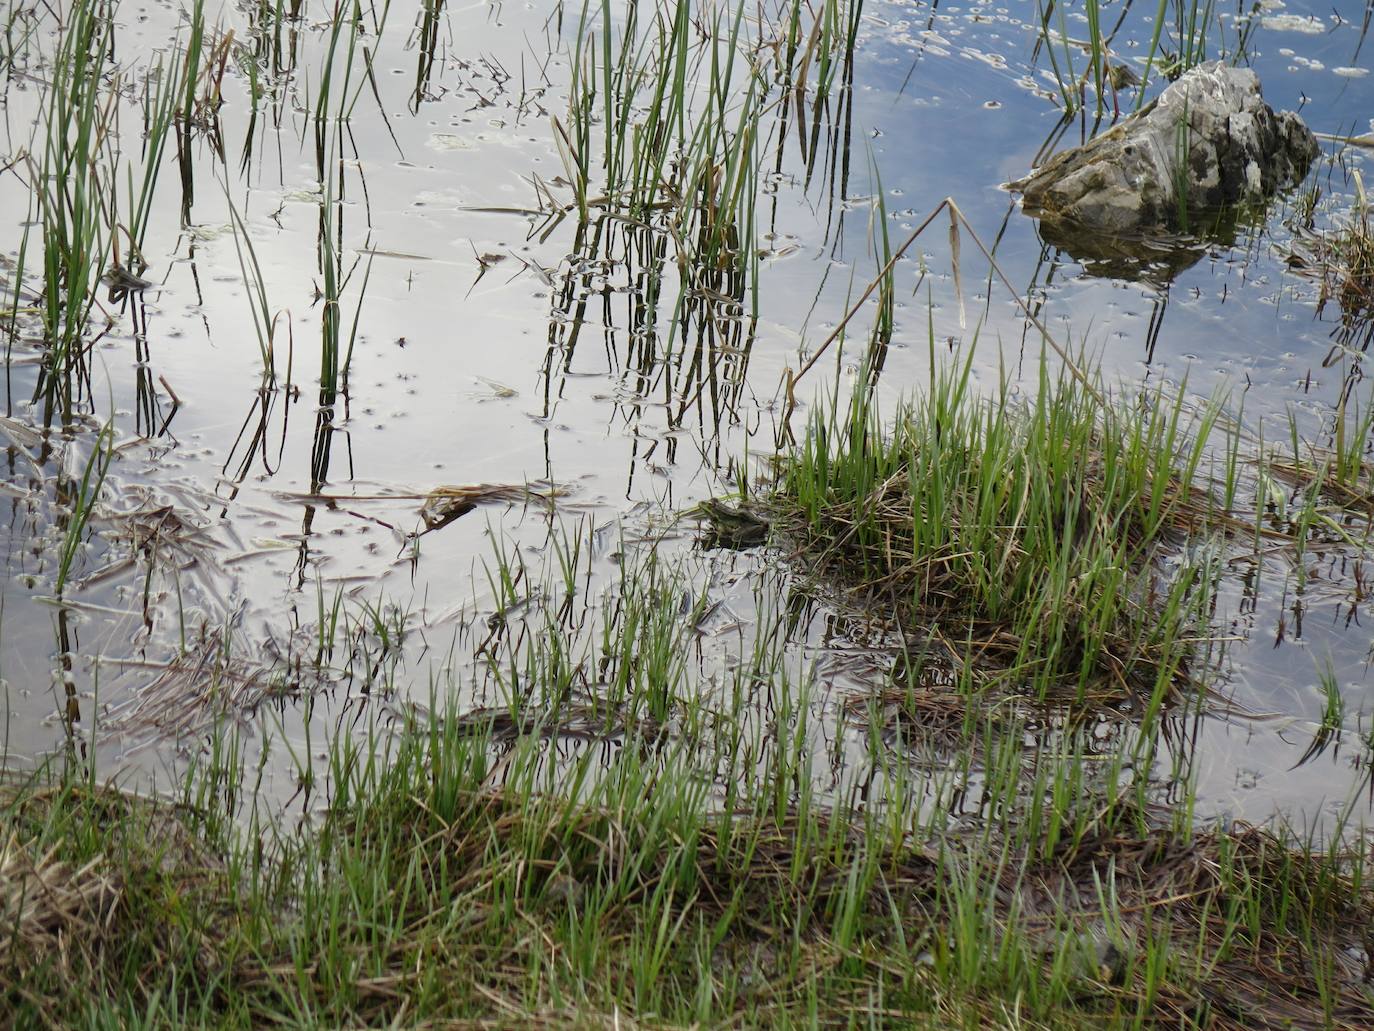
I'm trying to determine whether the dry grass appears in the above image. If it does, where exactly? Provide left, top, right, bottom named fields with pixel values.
left=0, top=832, right=120, bottom=970
left=99, top=627, right=306, bottom=740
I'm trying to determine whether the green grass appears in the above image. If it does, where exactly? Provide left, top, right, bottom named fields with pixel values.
left=543, top=0, right=862, bottom=425
left=2, top=413, right=1372, bottom=1028
left=772, top=347, right=1233, bottom=707
left=551, top=0, right=768, bottom=320
left=17, top=0, right=220, bottom=426
left=3, top=606, right=1372, bottom=1028
left=29, top=0, right=117, bottom=423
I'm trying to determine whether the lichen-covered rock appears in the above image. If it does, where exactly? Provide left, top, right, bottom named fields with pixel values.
left=1009, top=62, right=1318, bottom=233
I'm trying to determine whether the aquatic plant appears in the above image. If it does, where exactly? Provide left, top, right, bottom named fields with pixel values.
left=554, top=0, right=765, bottom=292
left=29, top=0, right=117, bottom=422
left=14, top=0, right=227, bottom=425
left=55, top=421, right=115, bottom=595
left=1290, top=172, right=1374, bottom=354
left=544, top=0, right=862, bottom=433
left=775, top=348, right=1231, bottom=706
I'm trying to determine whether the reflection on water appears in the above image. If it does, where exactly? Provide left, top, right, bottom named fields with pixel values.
left=1030, top=215, right=1219, bottom=284
left=0, top=0, right=1372, bottom=837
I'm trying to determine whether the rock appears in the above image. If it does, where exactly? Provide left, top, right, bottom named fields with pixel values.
left=1009, top=62, right=1318, bottom=235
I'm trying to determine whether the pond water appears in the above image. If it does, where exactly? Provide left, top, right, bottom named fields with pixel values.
left=2, top=0, right=1373, bottom=834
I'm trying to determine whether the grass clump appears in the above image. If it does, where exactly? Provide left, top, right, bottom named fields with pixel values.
left=774, top=351, right=1231, bottom=706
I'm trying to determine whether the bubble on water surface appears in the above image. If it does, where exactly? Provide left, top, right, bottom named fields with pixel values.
left=1260, top=14, right=1326, bottom=33
left=426, top=133, right=476, bottom=151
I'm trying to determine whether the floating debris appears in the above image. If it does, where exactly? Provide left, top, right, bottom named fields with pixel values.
left=420, top=482, right=558, bottom=531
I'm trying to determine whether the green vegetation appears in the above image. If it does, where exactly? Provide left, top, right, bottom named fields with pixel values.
left=9, top=0, right=380, bottom=430
left=28, top=0, right=118, bottom=423
left=54, top=420, right=115, bottom=595
left=3, top=522, right=1373, bottom=1027
left=1264, top=178, right=1374, bottom=519
left=1290, top=172, right=1374, bottom=356
left=14, top=0, right=217, bottom=425
left=554, top=0, right=858, bottom=280
left=544, top=0, right=861, bottom=431
left=3, top=1, right=1374, bottom=1028
left=1034, top=0, right=1253, bottom=120
left=774, top=349, right=1231, bottom=706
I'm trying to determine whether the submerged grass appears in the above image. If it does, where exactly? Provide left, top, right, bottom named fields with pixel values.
left=772, top=348, right=1233, bottom=707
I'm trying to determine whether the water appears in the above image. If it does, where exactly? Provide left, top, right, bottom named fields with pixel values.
left=1, top=0, right=1372, bottom=832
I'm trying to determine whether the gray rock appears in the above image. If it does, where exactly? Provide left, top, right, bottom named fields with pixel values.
left=1009, top=62, right=1319, bottom=234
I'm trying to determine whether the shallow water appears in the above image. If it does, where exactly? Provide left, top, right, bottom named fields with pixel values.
left=2, top=0, right=1373, bottom=832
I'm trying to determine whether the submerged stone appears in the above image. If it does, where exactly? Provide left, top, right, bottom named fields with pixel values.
left=1009, top=62, right=1319, bottom=247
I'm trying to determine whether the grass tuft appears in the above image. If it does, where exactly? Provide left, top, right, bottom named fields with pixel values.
left=772, top=351, right=1232, bottom=706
